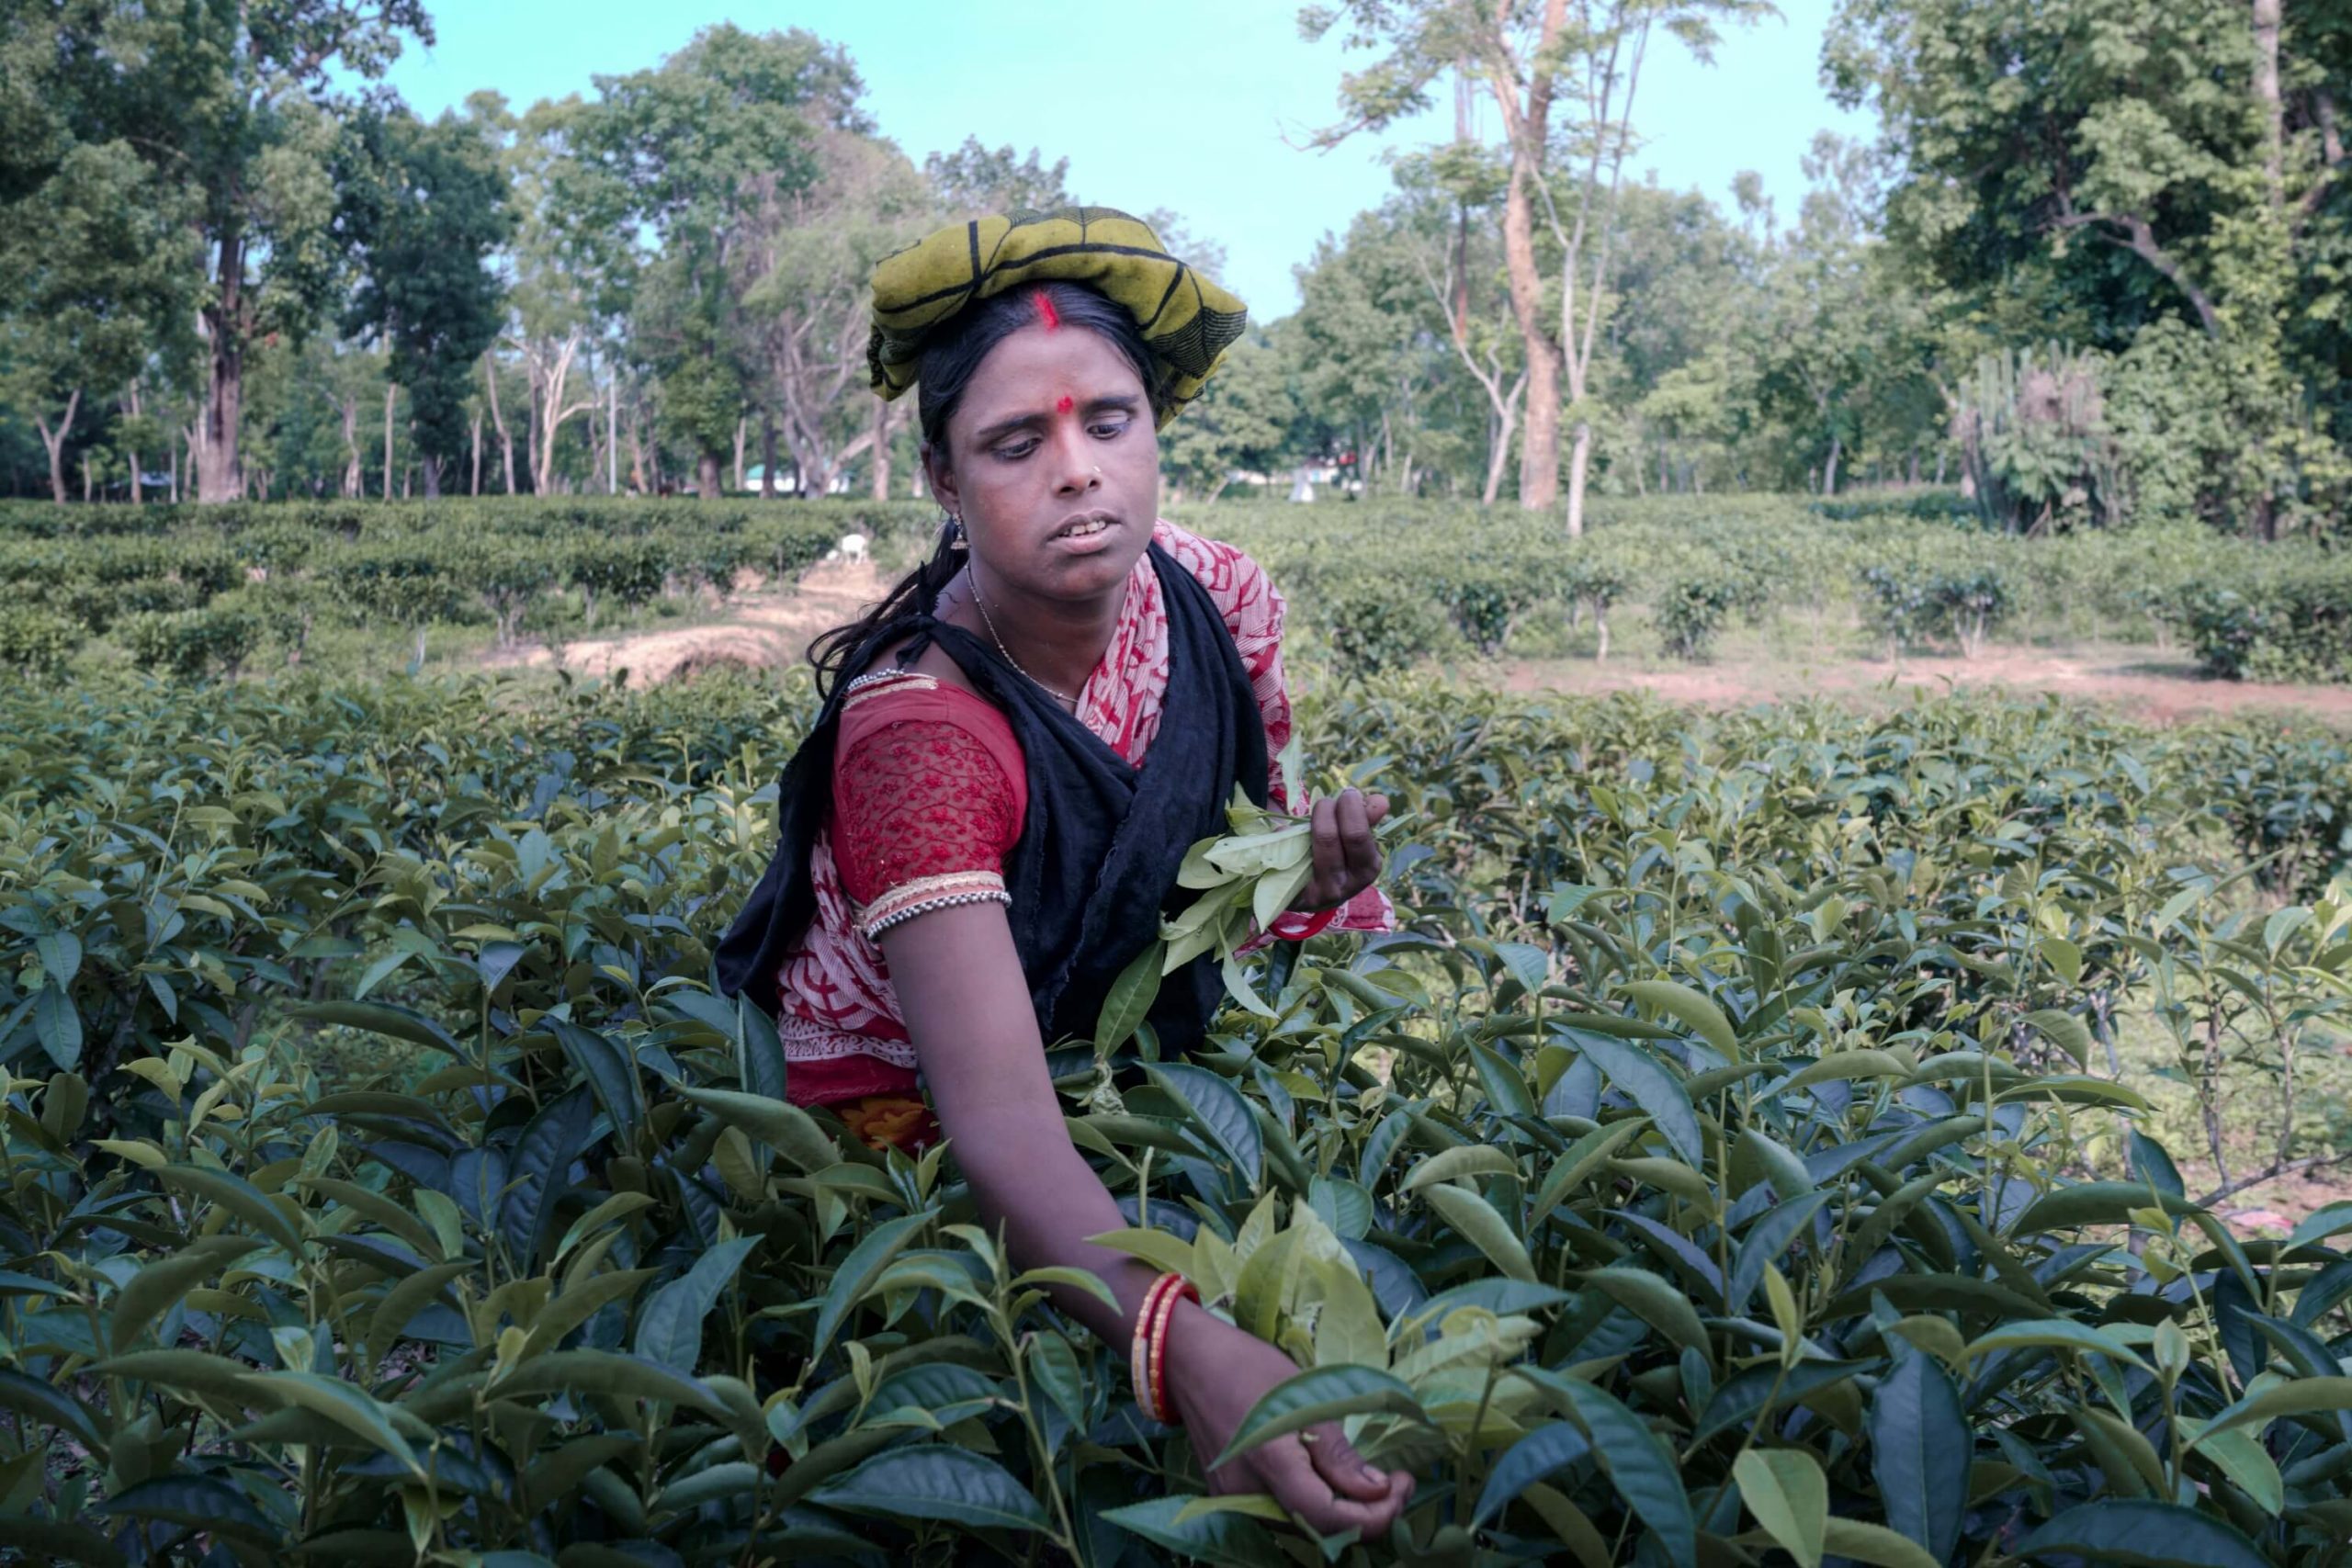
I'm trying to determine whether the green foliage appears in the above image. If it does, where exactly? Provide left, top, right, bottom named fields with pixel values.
left=577, top=25, right=860, bottom=476
left=1859, top=561, right=2014, bottom=659
left=2167, top=563, right=2352, bottom=684
left=118, top=602, right=263, bottom=679
left=1952, top=344, right=2126, bottom=535
left=0, top=496, right=902, bottom=669
left=1828, top=0, right=2352, bottom=536
left=1320, top=581, right=1460, bottom=676
left=1654, top=575, right=1741, bottom=660
left=19, top=493, right=2352, bottom=686
left=339, top=107, right=514, bottom=489
left=0, top=604, right=83, bottom=673
left=4, top=671, right=2352, bottom=1562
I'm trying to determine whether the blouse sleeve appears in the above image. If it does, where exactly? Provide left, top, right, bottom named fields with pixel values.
left=831, top=702, right=1023, bottom=942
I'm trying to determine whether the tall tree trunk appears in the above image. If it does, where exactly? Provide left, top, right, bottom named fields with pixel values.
left=484, top=356, right=516, bottom=494
left=586, top=357, right=615, bottom=494
left=1453, top=69, right=1475, bottom=333
left=761, top=412, right=778, bottom=498
left=872, top=398, right=893, bottom=501
left=1481, top=404, right=1515, bottom=506
left=697, top=450, right=722, bottom=501
left=423, top=455, right=442, bottom=498
left=198, top=330, right=244, bottom=502
left=470, top=410, right=483, bottom=496
left=2256, top=0, right=2285, bottom=200
left=1822, top=434, right=1842, bottom=497
left=2250, top=0, right=2285, bottom=543
left=198, top=231, right=245, bottom=503
left=1564, top=423, right=1593, bottom=540
left=33, top=389, right=78, bottom=503
left=1503, top=167, right=1563, bottom=511
left=1493, top=0, right=1569, bottom=512
left=81, top=453, right=93, bottom=502
left=125, top=381, right=143, bottom=504
left=341, top=395, right=362, bottom=498
left=382, top=384, right=396, bottom=502
left=1564, top=420, right=1597, bottom=536
left=733, top=417, right=747, bottom=492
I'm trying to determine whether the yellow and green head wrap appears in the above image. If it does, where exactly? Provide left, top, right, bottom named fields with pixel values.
left=865, top=205, right=1248, bottom=429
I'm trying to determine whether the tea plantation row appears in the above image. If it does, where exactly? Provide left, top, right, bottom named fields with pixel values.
left=2, top=494, right=2344, bottom=681
left=6, top=666, right=2352, bottom=1564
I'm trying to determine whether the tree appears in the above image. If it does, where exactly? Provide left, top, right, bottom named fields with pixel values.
left=0, top=141, right=198, bottom=502
left=922, top=137, right=1070, bottom=216
left=1304, top=0, right=1771, bottom=534
left=1289, top=207, right=1463, bottom=496
left=342, top=110, right=512, bottom=497
left=1594, top=179, right=1756, bottom=494
left=464, top=92, right=629, bottom=497
left=30, top=2, right=435, bottom=502
left=1828, top=0, right=2352, bottom=535
left=1392, top=145, right=1525, bottom=502
left=575, top=25, right=863, bottom=499
left=741, top=130, right=927, bottom=500
left=1160, top=334, right=1303, bottom=502
left=1740, top=134, right=1939, bottom=496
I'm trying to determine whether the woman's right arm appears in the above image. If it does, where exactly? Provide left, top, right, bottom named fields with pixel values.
left=878, top=904, right=1413, bottom=1536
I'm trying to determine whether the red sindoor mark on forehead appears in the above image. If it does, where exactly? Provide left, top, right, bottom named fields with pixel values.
left=1031, top=289, right=1061, bottom=332
left=1055, top=395, right=1075, bottom=415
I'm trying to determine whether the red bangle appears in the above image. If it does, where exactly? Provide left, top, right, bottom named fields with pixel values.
left=1132, top=1273, right=1182, bottom=1421
left=1146, top=1276, right=1199, bottom=1426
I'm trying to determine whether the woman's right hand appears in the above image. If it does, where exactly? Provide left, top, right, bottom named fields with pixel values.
left=1160, top=1303, right=1414, bottom=1539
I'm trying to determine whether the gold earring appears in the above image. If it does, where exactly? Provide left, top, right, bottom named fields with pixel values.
left=944, top=513, right=967, bottom=552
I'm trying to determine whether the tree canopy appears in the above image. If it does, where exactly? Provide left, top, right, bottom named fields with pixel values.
left=2, top=3, right=2348, bottom=536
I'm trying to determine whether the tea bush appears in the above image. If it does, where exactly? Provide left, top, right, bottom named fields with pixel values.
left=0, top=604, right=83, bottom=672
left=0, top=497, right=907, bottom=671
left=11, top=494, right=2352, bottom=682
left=2163, top=561, right=2352, bottom=684
left=118, top=601, right=265, bottom=678
left=1654, top=575, right=1742, bottom=660
left=6, top=670, right=2352, bottom=1564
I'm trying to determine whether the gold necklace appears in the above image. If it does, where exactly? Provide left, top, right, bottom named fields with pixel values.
left=965, top=565, right=1078, bottom=706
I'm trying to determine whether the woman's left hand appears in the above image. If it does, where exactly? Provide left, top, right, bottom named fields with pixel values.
left=1292, top=787, right=1389, bottom=913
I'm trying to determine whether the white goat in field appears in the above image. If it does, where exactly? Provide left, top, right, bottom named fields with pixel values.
left=824, top=532, right=870, bottom=565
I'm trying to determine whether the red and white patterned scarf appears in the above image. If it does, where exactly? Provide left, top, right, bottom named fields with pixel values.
left=775, top=518, right=1394, bottom=1100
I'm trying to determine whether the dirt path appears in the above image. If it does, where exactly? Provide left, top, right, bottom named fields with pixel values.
left=494, top=558, right=888, bottom=684
left=1504, top=642, right=2352, bottom=727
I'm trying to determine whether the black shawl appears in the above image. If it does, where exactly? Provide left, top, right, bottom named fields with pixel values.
left=714, top=542, right=1269, bottom=1055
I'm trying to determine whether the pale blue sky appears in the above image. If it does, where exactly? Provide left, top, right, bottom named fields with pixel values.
left=381, top=1, right=1869, bottom=319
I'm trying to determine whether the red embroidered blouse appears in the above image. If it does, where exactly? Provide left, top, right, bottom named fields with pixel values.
left=776, top=518, right=1394, bottom=1107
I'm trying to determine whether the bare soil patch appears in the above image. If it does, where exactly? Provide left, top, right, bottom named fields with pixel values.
left=1503, top=640, right=2352, bottom=728
left=492, top=558, right=887, bottom=685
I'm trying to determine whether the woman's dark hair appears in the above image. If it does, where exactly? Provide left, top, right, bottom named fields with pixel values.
left=808, top=281, right=1160, bottom=701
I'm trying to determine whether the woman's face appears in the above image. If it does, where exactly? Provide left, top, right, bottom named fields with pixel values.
left=930, top=317, right=1159, bottom=603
